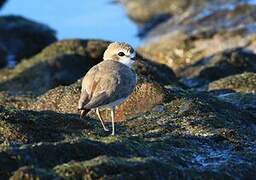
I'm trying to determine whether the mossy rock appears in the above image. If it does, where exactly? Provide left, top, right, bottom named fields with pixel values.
left=54, top=156, right=170, bottom=179
left=0, top=87, right=256, bottom=179
left=29, top=79, right=82, bottom=114
left=208, top=72, right=256, bottom=93
left=0, top=39, right=110, bottom=96
left=0, top=44, right=7, bottom=68
left=0, top=15, right=57, bottom=62
left=96, top=82, right=168, bottom=122
left=29, top=78, right=168, bottom=122
left=0, top=105, right=89, bottom=144
left=10, top=166, right=58, bottom=180
left=0, top=91, right=32, bottom=109
left=134, top=55, right=176, bottom=85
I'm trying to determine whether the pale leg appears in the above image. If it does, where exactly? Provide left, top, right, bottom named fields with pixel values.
left=111, top=108, right=115, bottom=135
left=96, top=108, right=109, bottom=131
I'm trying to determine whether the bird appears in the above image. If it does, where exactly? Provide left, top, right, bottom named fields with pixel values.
left=78, top=42, right=137, bottom=135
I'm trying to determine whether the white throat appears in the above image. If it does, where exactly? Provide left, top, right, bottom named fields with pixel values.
left=118, top=57, right=135, bottom=68
left=118, top=52, right=136, bottom=68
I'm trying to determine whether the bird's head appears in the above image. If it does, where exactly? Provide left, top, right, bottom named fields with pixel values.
left=103, top=42, right=136, bottom=67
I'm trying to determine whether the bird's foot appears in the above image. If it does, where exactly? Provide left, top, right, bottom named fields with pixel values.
left=103, top=127, right=109, bottom=132
left=111, top=131, right=115, bottom=136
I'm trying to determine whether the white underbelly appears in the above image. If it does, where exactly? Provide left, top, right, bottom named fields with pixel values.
left=97, top=97, right=128, bottom=109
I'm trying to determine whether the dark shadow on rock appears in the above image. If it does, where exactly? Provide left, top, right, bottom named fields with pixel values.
left=0, top=106, right=91, bottom=144
left=1, top=88, right=256, bottom=179
left=207, top=89, right=236, bottom=96
left=208, top=90, right=256, bottom=121
left=135, top=52, right=176, bottom=85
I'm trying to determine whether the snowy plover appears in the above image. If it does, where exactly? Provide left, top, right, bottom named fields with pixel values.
left=78, top=42, right=137, bottom=135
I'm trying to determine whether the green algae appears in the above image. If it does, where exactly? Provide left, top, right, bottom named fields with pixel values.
left=209, top=72, right=256, bottom=93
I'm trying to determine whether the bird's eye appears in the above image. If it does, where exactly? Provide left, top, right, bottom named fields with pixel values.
left=118, top=52, right=125, bottom=56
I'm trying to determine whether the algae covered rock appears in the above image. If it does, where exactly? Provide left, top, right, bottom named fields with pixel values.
left=0, top=105, right=88, bottom=144
left=0, top=87, right=256, bottom=179
left=97, top=82, right=168, bottom=122
left=0, top=15, right=57, bottom=62
left=30, top=79, right=168, bottom=122
left=0, top=39, right=110, bottom=96
left=10, top=166, right=58, bottom=180
left=209, top=72, right=256, bottom=93
left=53, top=156, right=170, bottom=179
left=134, top=55, right=176, bottom=85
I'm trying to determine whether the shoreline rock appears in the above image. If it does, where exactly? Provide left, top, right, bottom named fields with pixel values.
left=0, top=39, right=110, bottom=96
left=0, top=15, right=57, bottom=63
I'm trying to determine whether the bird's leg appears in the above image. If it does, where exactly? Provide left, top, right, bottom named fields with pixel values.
left=96, top=108, right=109, bottom=131
left=111, top=108, right=115, bottom=135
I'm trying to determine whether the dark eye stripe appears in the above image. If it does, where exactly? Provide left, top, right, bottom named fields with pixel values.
left=118, top=52, right=125, bottom=56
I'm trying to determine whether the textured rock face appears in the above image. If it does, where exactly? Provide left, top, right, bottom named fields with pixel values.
left=209, top=72, right=256, bottom=93
left=1, top=88, right=256, bottom=179
left=0, top=15, right=57, bottom=63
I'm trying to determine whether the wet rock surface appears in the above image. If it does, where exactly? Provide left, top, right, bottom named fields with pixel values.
left=1, top=0, right=256, bottom=179
left=209, top=72, right=256, bottom=93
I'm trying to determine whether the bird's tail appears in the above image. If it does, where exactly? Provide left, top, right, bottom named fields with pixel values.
left=78, top=91, right=90, bottom=118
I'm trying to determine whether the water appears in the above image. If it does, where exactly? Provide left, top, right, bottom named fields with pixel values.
left=0, top=0, right=140, bottom=47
